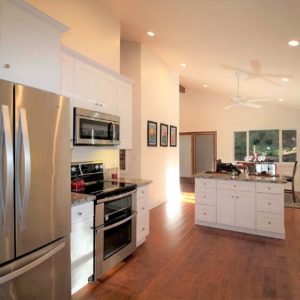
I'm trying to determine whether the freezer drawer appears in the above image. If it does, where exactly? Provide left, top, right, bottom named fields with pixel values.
left=0, top=238, right=71, bottom=300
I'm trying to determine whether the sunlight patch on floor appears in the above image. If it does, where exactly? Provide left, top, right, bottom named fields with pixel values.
left=181, top=192, right=195, bottom=204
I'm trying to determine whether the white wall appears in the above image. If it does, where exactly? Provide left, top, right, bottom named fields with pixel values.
left=26, top=0, right=120, bottom=72
left=121, top=42, right=180, bottom=208
left=180, top=89, right=300, bottom=190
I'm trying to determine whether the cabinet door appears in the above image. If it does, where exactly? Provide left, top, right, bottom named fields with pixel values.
left=99, top=71, right=117, bottom=115
left=61, top=53, right=74, bottom=146
left=117, top=80, right=132, bottom=149
left=0, top=0, right=61, bottom=93
left=217, top=190, right=235, bottom=225
left=235, top=191, right=255, bottom=229
left=73, top=59, right=102, bottom=111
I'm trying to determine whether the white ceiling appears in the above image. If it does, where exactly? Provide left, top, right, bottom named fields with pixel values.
left=98, top=0, right=300, bottom=109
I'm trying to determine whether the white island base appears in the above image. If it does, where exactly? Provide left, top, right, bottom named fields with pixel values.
left=195, top=175, right=285, bottom=239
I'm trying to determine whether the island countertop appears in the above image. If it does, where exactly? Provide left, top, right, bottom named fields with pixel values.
left=194, top=172, right=287, bottom=184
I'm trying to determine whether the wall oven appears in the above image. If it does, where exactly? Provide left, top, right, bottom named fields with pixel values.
left=73, top=107, right=120, bottom=146
left=92, top=190, right=137, bottom=280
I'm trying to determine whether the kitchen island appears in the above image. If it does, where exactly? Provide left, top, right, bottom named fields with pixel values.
left=194, top=172, right=287, bottom=239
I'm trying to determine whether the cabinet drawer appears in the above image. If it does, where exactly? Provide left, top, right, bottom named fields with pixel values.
left=256, top=193, right=284, bottom=214
left=72, top=202, right=94, bottom=224
left=137, top=195, right=149, bottom=213
left=256, top=212, right=284, bottom=233
left=137, top=212, right=149, bottom=236
left=195, top=204, right=216, bottom=223
left=137, top=186, right=149, bottom=198
left=196, top=189, right=216, bottom=205
left=217, top=180, right=255, bottom=192
left=196, top=179, right=216, bottom=190
left=256, top=183, right=284, bottom=194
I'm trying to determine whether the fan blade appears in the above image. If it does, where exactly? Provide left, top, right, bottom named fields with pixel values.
left=243, top=103, right=261, bottom=109
left=247, top=97, right=272, bottom=103
left=224, top=104, right=238, bottom=110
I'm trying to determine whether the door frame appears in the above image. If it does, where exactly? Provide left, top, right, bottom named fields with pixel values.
left=180, top=131, right=217, bottom=175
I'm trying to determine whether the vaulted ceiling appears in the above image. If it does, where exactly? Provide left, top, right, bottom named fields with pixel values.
left=99, top=0, right=300, bottom=109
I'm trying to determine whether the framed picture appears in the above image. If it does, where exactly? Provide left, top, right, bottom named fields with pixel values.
left=170, top=125, right=177, bottom=147
left=147, top=121, right=157, bottom=146
left=160, top=123, right=168, bottom=147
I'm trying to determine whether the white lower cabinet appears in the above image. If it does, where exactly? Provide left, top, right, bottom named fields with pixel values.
left=71, top=202, right=94, bottom=295
left=217, top=190, right=235, bottom=226
left=195, top=178, right=285, bottom=239
left=136, top=186, right=150, bottom=246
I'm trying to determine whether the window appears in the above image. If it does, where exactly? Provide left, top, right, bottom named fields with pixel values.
left=249, top=130, right=279, bottom=162
left=282, top=130, right=297, bottom=162
left=234, top=132, right=247, bottom=161
left=234, top=129, right=297, bottom=163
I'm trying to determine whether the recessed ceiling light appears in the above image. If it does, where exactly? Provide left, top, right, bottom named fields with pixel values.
left=147, top=31, right=155, bottom=37
left=203, top=84, right=208, bottom=88
left=278, top=98, right=284, bottom=102
left=180, top=63, right=187, bottom=67
left=281, top=78, right=289, bottom=82
left=288, top=40, right=299, bottom=47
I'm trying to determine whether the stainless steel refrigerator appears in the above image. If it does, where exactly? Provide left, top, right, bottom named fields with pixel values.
left=0, top=79, right=71, bottom=299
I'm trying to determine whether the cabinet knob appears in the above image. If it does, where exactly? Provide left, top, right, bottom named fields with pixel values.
left=268, top=202, right=271, bottom=205
left=236, top=196, right=239, bottom=199
left=203, top=212, right=206, bottom=215
left=203, top=195, right=206, bottom=198
left=233, top=185, right=236, bottom=188
left=4, top=63, right=10, bottom=69
left=231, top=196, right=234, bottom=198
left=142, top=227, right=145, bottom=231
left=142, top=191, right=145, bottom=194
left=268, top=221, right=272, bottom=225
left=78, top=212, right=82, bottom=216
left=142, top=207, right=145, bottom=210
left=268, top=187, right=271, bottom=190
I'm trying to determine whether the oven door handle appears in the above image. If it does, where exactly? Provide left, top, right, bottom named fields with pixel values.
left=97, top=190, right=136, bottom=204
left=96, top=211, right=137, bottom=233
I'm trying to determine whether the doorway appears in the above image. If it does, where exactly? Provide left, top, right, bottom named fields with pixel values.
left=179, top=131, right=217, bottom=181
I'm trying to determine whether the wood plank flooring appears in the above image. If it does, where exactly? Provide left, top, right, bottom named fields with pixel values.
left=73, top=183, right=300, bottom=300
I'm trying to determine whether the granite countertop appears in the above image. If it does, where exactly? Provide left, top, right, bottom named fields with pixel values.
left=114, top=178, right=153, bottom=187
left=194, top=172, right=287, bottom=184
left=71, top=192, right=96, bottom=206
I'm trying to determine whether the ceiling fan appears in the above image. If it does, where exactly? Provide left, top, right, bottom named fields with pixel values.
left=224, top=72, right=272, bottom=110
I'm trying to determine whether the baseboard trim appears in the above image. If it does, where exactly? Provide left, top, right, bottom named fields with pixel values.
left=195, top=220, right=285, bottom=240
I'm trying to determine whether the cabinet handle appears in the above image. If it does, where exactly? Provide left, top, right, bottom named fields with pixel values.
left=142, top=207, right=145, bottom=210
left=233, top=185, right=236, bottom=188
left=4, top=63, right=10, bottom=69
left=268, top=202, right=271, bottom=205
left=203, top=212, right=206, bottom=215
left=268, top=221, right=272, bottom=225
left=203, top=195, right=206, bottom=198
left=142, top=227, right=145, bottom=231
left=77, top=212, right=82, bottom=216
left=236, top=196, right=239, bottom=199
left=268, top=187, right=271, bottom=190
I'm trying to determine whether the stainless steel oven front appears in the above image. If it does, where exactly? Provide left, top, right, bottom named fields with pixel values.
left=74, top=107, right=120, bottom=146
left=92, top=190, right=137, bottom=280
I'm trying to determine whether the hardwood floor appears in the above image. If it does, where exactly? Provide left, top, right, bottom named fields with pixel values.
left=73, top=183, right=300, bottom=300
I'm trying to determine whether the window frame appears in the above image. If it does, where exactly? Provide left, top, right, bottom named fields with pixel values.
left=233, top=128, right=298, bottom=165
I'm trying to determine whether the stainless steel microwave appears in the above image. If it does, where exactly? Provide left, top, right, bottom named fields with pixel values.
left=73, top=107, right=120, bottom=146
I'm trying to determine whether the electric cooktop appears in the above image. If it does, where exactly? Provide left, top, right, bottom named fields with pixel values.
left=72, top=180, right=137, bottom=199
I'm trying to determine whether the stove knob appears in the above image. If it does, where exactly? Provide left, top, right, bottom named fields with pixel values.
left=71, top=167, right=76, bottom=172
left=95, top=165, right=99, bottom=170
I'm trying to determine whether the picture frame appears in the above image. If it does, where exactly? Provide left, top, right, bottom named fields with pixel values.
left=160, top=123, right=168, bottom=147
left=170, top=125, right=177, bottom=147
left=147, top=121, right=157, bottom=146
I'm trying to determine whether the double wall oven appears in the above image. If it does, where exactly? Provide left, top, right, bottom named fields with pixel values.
left=71, top=162, right=137, bottom=280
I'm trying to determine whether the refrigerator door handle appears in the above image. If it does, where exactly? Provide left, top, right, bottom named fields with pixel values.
left=0, top=241, right=65, bottom=285
left=0, top=105, right=13, bottom=233
left=16, top=108, right=31, bottom=231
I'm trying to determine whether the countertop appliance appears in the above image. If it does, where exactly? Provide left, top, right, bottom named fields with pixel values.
left=0, top=80, right=71, bottom=300
left=73, top=107, right=120, bottom=146
left=71, top=162, right=137, bottom=280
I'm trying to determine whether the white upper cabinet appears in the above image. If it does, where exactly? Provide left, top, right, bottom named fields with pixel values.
left=73, top=59, right=117, bottom=115
left=117, top=80, right=132, bottom=149
left=0, top=0, right=68, bottom=93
